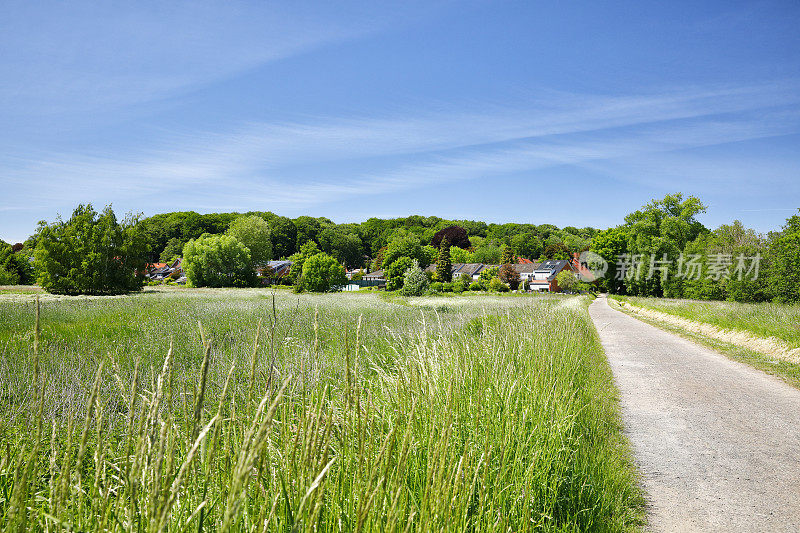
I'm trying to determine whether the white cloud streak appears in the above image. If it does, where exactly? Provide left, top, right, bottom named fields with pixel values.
left=2, top=82, right=800, bottom=213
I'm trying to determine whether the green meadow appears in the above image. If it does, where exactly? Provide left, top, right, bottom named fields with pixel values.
left=0, top=288, right=642, bottom=532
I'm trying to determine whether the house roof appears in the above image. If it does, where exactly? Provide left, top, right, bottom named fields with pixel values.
left=363, top=269, right=385, bottom=279
left=512, top=263, right=539, bottom=274
left=517, top=257, right=534, bottom=264
left=536, top=259, right=571, bottom=272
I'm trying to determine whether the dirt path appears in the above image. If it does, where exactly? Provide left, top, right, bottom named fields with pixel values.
left=589, top=295, right=800, bottom=532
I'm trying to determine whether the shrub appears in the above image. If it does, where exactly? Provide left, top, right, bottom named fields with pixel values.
left=35, top=204, right=148, bottom=295
left=183, top=233, right=256, bottom=288
left=442, top=282, right=454, bottom=292
left=401, top=260, right=428, bottom=296
left=453, top=282, right=465, bottom=293
left=469, top=281, right=482, bottom=291
left=489, top=278, right=509, bottom=292
left=430, top=282, right=443, bottom=293
left=301, top=252, right=347, bottom=292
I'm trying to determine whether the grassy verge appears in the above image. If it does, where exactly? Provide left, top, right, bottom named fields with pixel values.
left=615, top=296, right=800, bottom=349
left=608, top=297, right=800, bottom=389
left=0, top=290, right=643, bottom=531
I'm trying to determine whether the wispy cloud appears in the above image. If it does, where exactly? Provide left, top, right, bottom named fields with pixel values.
left=0, top=1, right=441, bottom=115
left=2, top=81, right=800, bottom=215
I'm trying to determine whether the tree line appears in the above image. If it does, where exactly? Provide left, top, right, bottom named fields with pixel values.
left=1, top=194, right=797, bottom=302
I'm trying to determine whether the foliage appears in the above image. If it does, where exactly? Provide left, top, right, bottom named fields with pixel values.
left=589, top=228, right=628, bottom=294
left=34, top=204, right=148, bottom=295
left=293, top=215, right=323, bottom=248
left=182, top=233, right=256, bottom=287
left=488, top=277, right=509, bottom=292
left=543, top=242, right=570, bottom=260
left=434, top=237, right=452, bottom=282
left=287, top=241, right=321, bottom=286
left=386, top=256, right=413, bottom=291
left=473, top=243, right=502, bottom=264
left=269, top=215, right=298, bottom=259
left=429, top=281, right=443, bottom=293
left=479, top=266, right=499, bottom=282
left=421, top=245, right=439, bottom=267
left=300, top=252, right=347, bottom=292
left=469, top=281, right=482, bottom=291
left=226, top=215, right=273, bottom=266
left=511, top=232, right=543, bottom=260
left=556, top=270, right=577, bottom=292
left=766, top=211, right=800, bottom=303
left=382, top=235, right=425, bottom=269
left=430, top=225, right=472, bottom=249
left=450, top=246, right=475, bottom=264
left=0, top=243, right=34, bottom=285
left=318, top=227, right=363, bottom=268
left=401, top=259, right=428, bottom=296
left=501, top=245, right=515, bottom=265
left=158, top=237, right=185, bottom=263
left=499, top=263, right=520, bottom=290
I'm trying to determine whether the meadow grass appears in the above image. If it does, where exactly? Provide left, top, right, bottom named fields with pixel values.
left=0, top=289, right=643, bottom=531
left=615, top=296, right=800, bottom=349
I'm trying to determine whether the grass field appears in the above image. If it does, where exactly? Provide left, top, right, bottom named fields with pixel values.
left=615, top=296, right=800, bottom=350
left=0, top=288, right=643, bottom=532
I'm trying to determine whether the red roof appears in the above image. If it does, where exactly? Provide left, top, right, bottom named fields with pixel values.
left=517, top=257, right=534, bottom=264
left=147, top=263, right=168, bottom=270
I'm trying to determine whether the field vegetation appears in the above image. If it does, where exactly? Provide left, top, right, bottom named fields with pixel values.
left=616, top=296, right=800, bottom=349
left=0, top=289, right=642, bottom=531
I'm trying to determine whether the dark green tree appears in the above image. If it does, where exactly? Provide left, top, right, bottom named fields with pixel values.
left=386, top=257, right=413, bottom=291
left=434, top=237, right=452, bottom=282
left=269, top=216, right=298, bottom=258
left=159, top=237, right=185, bottom=263
left=766, top=211, right=800, bottom=302
left=35, top=204, right=148, bottom=295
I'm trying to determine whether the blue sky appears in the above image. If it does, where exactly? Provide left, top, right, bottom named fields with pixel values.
left=1, top=0, right=799, bottom=243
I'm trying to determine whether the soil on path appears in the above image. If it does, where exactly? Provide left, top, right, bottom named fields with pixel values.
left=589, top=295, right=800, bottom=532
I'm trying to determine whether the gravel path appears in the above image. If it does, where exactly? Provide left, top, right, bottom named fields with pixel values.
left=589, top=295, right=800, bottom=532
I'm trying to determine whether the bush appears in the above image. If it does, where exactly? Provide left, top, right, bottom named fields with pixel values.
left=35, top=204, right=148, bottom=295
left=430, top=282, right=443, bottom=293
left=453, top=282, right=465, bottom=293
left=183, top=233, right=256, bottom=288
left=300, top=252, right=347, bottom=292
left=401, top=260, right=428, bottom=296
left=469, top=281, right=482, bottom=291
left=442, top=282, right=454, bottom=292
left=489, top=278, right=509, bottom=292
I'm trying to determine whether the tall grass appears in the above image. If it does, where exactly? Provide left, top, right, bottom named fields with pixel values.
left=0, top=290, right=642, bottom=531
left=618, top=296, right=800, bottom=349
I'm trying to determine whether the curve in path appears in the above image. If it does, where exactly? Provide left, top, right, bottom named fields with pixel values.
left=589, top=295, right=800, bottom=532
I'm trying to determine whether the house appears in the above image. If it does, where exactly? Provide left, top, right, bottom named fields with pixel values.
left=512, top=262, right=539, bottom=282
left=362, top=269, right=386, bottom=281
left=528, top=259, right=574, bottom=292
left=423, top=262, right=496, bottom=281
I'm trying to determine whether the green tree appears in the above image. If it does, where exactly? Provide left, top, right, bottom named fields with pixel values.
left=622, top=193, right=707, bottom=296
left=434, top=237, right=452, bottom=282
left=35, top=204, right=148, bottom=295
left=500, top=245, right=515, bottom=265
left=402, top=259, right=429, bottom=296
left=269, top=216, right=297, bottom=259
left=183, top=233, right=256, bottom=287
left=159, top=237, right=185, bottom=263
left=386, top=257, right=413, bottom=291
left=382, top=236, right=424, bottom=269
left=287, top=241, right=321, bottom=286
left=300, top=252, right=347, bottom=292
left=766, top=211, right=800, bottom=302
left=556, top=270, right=577, bottom=292
left=511, top=232, right=542, bottom=260
left=318, top=227, right=363, bottom=268
left=226, top=215, right=272, bottom=266
left=293, top=216, right=322, bottom=248
left=450, top=246, right=475, bottom=264
left=0, top=243, right=34, bottom=285
left=473, top=243, right=502, bottom=264
left=589, top=228, right=629, bottom=294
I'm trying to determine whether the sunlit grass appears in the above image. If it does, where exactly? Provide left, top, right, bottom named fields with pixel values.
left=0, top=289, right=643, bottom=531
